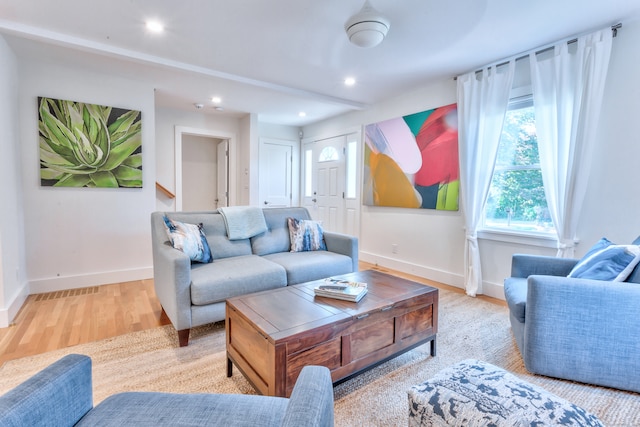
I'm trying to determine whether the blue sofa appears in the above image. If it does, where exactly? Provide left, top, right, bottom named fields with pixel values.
left=503, top=237, right=640, bottom=393
left=151, top=207, right=358, bottom=346
left=0, top=354, right=334, bottom=426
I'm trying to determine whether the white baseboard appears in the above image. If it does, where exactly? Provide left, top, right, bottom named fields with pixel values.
left=360, top=251, right=464, bottom=289
left=359, top=251, right=505, bottom=301
left=29, top=267, right=154, bottom=294
left=0, top=280, right=29, bottom=328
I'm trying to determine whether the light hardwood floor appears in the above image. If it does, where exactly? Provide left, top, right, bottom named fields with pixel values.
left=0, top=279, right=169, bottom=365
left=0, top=263, right=504, bottom=365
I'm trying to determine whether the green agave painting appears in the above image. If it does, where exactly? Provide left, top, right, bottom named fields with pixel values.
left=39, top=97, right=142, bottom=188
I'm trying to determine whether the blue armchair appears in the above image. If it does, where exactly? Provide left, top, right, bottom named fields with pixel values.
left=0, top=354, right=334, bottom=427
left=504, top=237, right=640, bottom=393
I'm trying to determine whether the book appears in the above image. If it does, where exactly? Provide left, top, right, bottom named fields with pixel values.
left=314, top=278, right=368, bottom=302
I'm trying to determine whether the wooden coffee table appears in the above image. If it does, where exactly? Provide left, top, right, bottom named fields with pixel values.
left=225, top=270, right=438, bottom=397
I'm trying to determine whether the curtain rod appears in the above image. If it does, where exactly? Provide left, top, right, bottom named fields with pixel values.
left=454, top=23, right=621, bottom=80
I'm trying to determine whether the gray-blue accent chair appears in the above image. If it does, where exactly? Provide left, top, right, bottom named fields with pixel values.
left=0, top=354, right=334, bottom=427
left=503, top=236, right=640, bottom=393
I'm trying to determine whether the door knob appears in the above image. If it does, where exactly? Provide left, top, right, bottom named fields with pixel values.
left=312, top=198, right=317, bottom=203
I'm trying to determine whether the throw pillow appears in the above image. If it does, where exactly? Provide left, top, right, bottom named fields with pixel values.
left=568, top=237, right=640, bottom=281
left=163, top=216, right=213, bottom=263
left=287, top=217, right=327, bottom=252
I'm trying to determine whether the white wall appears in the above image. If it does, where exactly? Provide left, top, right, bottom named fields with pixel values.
left=239, top=113, right=259, bottom=205
left=305, top=80, right=467, bottom=288
left=0, top=36, right=27, bottom=327
left=303, top=19, right=640, bottom=299
left=18, top=57, right=157, bottom=293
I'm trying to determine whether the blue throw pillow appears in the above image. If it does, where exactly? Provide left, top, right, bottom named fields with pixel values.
left=287, top=217, right=327, bottom=252
left=568, top=237, right=640, bottom=282
left=163, top=216, right=213, bottom=263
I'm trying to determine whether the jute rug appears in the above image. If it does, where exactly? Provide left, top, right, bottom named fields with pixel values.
left=1, top=288, right=638, bottom=426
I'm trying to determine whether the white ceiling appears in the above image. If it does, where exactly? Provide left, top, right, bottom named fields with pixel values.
left=1, top=0, right=639, bottom=126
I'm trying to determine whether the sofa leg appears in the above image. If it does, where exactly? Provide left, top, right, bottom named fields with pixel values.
left=178, top=329, right=190, bottom=347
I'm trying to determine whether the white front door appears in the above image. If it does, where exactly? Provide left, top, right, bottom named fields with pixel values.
left=259, top=139, right=293, bottom=208
left=303, top=136, right=345, bottom=232
left=216, top=139, right=228, bottom=209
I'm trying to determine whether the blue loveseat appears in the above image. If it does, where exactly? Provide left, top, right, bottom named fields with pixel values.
left=503, top=236, right=640, bottom=393
left=0, top=354, right=334, bottom=426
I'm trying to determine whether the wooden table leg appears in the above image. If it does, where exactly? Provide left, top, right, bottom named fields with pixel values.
left=227, top=357, right=233, bottom=377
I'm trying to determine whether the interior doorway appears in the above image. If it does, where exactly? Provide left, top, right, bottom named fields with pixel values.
left=181, top=135, right=226, bottom=211
left=174, top=126, right=236, bottom=211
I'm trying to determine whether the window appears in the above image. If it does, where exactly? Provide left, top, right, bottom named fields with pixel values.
left=346, top=140, right=357, bottom=199
left=318, top=146, right=339, bottom=162
left=304, top=149, right=312, bottom=197
left=483, top=95, right=553, bottom=234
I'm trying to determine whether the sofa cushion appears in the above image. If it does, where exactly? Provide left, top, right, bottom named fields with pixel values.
left=163, top=212, right=252, bottom=260
left=568, top=237, right=640, bottom=282
left=77, top=392, right=289, bottom=426
left=264, top=251, right=353, bottom=285
left=287, top=218, right=327, bottom=252
left=503, top=277, right=527, bottom=323
left=190, top=255, right=286, bottom=305
left=251, top=207, right=311, bottom=256
left=163, top=216, right=213, bottom=263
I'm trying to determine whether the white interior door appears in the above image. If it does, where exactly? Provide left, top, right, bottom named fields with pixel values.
left=259, top=139, right=293, bottom=208
left=303, top=136, right=345, bottom=232
left=216, top=140, right=228, bottom=208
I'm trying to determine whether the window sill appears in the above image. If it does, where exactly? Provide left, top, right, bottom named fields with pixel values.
left=477, top=228, right=561, bottom=248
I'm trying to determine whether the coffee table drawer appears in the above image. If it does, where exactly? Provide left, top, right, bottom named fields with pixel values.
left=286, top=337, right=342, bottom=395
left=350, top=317, right=395, bottom=360
left=397, top=304, right=435, bottom=340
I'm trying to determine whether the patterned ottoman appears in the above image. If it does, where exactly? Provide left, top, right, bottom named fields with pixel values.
left=408, top=360, right=603, bottom=426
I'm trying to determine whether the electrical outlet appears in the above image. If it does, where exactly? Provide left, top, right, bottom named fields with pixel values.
left=391, top=244, right=398, bottom=254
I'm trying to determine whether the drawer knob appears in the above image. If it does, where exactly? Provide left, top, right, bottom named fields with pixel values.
left=356, top=313, right=369, bottom=320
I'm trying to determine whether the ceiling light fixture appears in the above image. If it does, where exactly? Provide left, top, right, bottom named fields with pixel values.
left=344, top=0, right=390, bottom=48
left=145, top=20, right=164, bottom=33
left=298, top=112, right=307, bottom=118
left=344, top=77, right=356, bottom=86
left=211, top=96, right=222, bottom=104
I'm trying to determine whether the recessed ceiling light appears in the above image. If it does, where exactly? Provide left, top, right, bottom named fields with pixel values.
left=211, top=96, right=222, bottom=104
left=344, top=77, right=356, bottom=86
left=145, top=20, right=164, bottom=33
left=298, top=112, right=307, bottom=117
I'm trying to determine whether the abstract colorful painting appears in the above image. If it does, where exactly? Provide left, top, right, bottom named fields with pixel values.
left=363, top=103, right=459, bottom=210
left=38, top=97, right=142, bottom=188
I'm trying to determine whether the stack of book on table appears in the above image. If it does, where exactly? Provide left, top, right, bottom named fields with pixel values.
left=314, top=278, right=368, bottom=302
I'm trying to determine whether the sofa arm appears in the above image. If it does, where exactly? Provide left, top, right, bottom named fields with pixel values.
left=152, top=241, right=193, bottom=331
left=510, top=254, right=577, bottom=278
left=282, top=366, right=334, bottom=427
left=150, top=212, right=193, bottom=332
left=0, top=354, right=93, bottom=427
left=323, top=231, right=358, bottom=272
left=524, top=275, right=640, bottom=393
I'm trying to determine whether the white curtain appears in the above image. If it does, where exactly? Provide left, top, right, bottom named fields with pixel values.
left=530, top=28, right=613, bottom=257
left=457, top=62, right=515, bottom=296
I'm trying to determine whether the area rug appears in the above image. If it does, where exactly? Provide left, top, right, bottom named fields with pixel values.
left=1, top=288, right=638, bottom=426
